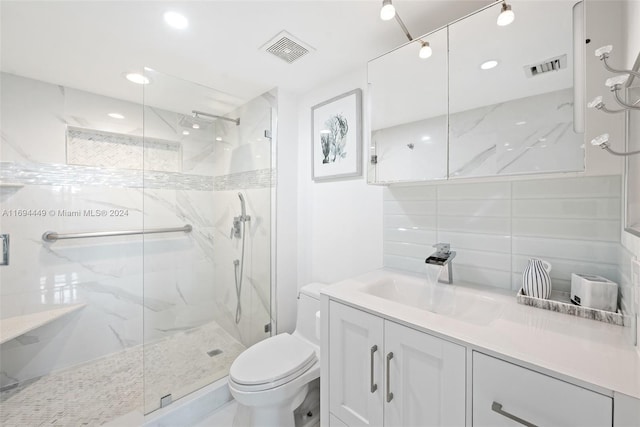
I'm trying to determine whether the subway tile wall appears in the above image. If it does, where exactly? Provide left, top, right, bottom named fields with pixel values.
left=383, top=175, right=622, bottom=293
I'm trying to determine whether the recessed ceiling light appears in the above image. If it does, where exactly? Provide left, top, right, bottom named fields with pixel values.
left=163, top=11, right=188, bottom=30
left=124, top=73, right=150, bottom=85
left=108, top=113, right=125, bottom=119
left=215, top=137, right=222, bottom=141
left=182, top=130, right=190, bottom=135
left=421, top=135, right=431, bottom=141
left=480, top=60, right=499, bottom=70
left=192, top=123, right=200, bottom=129
left=538, top=138, right=547, bottom=142
left=504, top=143, right=510, bottom=147
left=515, top=121, right=527, bottom=126
left=507, top=148, right=513, bottom=151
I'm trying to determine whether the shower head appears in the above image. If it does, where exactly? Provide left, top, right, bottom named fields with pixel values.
left=192, top=110, right=240, bottom=126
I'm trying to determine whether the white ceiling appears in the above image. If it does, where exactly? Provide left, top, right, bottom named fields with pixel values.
left=0, top=0, right=493, bottom=114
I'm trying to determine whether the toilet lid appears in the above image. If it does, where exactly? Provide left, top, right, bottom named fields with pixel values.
left=229, top=333, right=317, bottom=387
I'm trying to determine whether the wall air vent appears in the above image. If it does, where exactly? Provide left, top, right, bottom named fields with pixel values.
left=261, top=31, right=314, bottom=64
left=524, top=54, right=567, bottom=78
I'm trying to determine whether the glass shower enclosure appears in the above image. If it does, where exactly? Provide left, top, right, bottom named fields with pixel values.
left=0, top=67, right=274, bottom=424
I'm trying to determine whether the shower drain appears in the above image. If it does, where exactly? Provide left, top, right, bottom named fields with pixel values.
left=207, top=349, right=223, bottom=357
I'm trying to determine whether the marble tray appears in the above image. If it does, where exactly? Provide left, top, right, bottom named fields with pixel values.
left=516, top=288, right=624, bottom=326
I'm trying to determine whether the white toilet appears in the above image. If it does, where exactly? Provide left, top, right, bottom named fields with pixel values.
left=228, top=283, right=325, bottom=427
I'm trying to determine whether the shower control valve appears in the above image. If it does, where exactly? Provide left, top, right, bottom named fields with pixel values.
left=231, top=216, right=242, bottom=239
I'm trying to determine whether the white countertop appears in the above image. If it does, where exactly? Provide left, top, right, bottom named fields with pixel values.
left=321, top=268, right=640, bottom=399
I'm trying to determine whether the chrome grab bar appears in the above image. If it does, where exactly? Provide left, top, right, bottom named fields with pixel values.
left=370, top=345, right=378, bottom=393
left=491, top=402, right=538, bottom=427
left=42, top=225, right=193, bottom=242
left=386, top=352, right=394, bottom=402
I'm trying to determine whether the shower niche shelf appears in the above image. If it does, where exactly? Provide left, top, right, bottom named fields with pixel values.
left=0, top=304, right=86, bottom=344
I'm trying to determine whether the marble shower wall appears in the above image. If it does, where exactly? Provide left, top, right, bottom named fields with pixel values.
left=0, top=72, right=273, bottom=389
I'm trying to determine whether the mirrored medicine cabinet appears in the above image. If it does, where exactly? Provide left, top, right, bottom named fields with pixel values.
left=368, top=1, right=585, bottom=184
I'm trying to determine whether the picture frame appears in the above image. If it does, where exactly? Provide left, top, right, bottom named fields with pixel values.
left=311, top=88, right=362, bottom=181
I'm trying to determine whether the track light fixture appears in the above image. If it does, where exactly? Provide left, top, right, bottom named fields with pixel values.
left=497, top=1, right=515, bottom=26
left=379, top=0, right=431, bottom=59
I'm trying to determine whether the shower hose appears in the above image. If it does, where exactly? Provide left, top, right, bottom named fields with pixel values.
left=234, top=219, right=246, bottom=324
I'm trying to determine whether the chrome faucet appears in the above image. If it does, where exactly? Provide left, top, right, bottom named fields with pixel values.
left=425, top=243, right=456, bottom=284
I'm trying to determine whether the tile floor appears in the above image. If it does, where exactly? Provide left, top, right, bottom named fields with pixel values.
left=0, top=321, right=244, bottom=426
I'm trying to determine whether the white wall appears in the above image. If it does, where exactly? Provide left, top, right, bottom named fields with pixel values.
left=275, top=89, right=300, bottom=334
left=296, top=69, right=384, bottom=293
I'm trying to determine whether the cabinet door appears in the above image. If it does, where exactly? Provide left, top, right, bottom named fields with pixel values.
left=473, top=352, right=612, bottom=427
left=329, top=302, right=384, bottom=427
left=384, top=321, right=466, bottom=427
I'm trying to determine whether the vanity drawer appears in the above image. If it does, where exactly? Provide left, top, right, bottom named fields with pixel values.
left=473, top=352, right=612, bottom=426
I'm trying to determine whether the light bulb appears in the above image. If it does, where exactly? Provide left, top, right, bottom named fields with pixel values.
left=419, top=41, right=432, bottom=59
left=587, top=96, right=603, bottom=108
left=605, top=75, right=629, bottom=88
left=591, top=133, right=609, bottom=146
left=480, top=60, right=498, bottom=70
left=163, top=11, right=188, bottom=30
left=497, top=3, right=514, bottom=26
left=594, top=45, right=613, bottom=57
left=125, top=73, right=150, bottom=85
left=380, top=0, right=396, bottom=21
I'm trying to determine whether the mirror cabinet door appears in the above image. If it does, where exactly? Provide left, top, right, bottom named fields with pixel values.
left=368, top=27, right=448, bottom=184
left=448, top=1, right=585, bottom=178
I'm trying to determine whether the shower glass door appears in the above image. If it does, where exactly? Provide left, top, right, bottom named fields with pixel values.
left=0, top=72, right=146, bottom=425
left=141, top=69, right=274, bottom=413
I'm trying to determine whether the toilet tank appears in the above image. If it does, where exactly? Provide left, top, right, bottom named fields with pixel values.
left=293, top=282, right=326, bottom=347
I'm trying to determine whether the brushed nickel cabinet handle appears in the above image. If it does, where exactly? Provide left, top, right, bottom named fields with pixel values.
left=370, top=345, right=378, bottom=393
left=386, top=352, right=394, bottom=402
left=491, top=402, right=538, bottom=427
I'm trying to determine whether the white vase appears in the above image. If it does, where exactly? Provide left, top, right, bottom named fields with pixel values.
left=522, top=258, right=552, bottom=299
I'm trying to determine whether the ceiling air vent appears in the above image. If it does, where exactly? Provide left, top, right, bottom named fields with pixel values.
left=524, top=54, right=567, bottom=78
left=261, top=31, right=314, bottom=64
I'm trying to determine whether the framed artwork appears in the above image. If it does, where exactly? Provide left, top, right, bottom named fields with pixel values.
left=311, top=88, right=362, bottom=181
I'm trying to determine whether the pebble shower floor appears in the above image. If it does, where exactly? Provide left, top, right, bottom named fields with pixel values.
left=0, top=321, right=245, bottom=426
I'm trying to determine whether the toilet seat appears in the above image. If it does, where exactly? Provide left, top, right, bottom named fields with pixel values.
left=229, top=333, right=317, bottom=392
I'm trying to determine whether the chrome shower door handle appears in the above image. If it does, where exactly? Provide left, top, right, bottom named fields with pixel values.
left=386, top=352, right=394, bottom=402
left=370, top=345, right=378, bottom=393
left=491, top=402, right=538, bottom=427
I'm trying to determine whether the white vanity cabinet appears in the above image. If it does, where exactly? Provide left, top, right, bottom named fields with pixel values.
left=472, top=352, right=613, bottom=427
left=328, top=301, right=466, bottom=427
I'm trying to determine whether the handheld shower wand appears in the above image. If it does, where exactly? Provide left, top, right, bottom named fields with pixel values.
left=238, top=192, right=247, bottom=219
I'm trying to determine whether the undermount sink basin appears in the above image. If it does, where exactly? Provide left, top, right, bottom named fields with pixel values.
left=360, top=273, right=503, bottom=325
